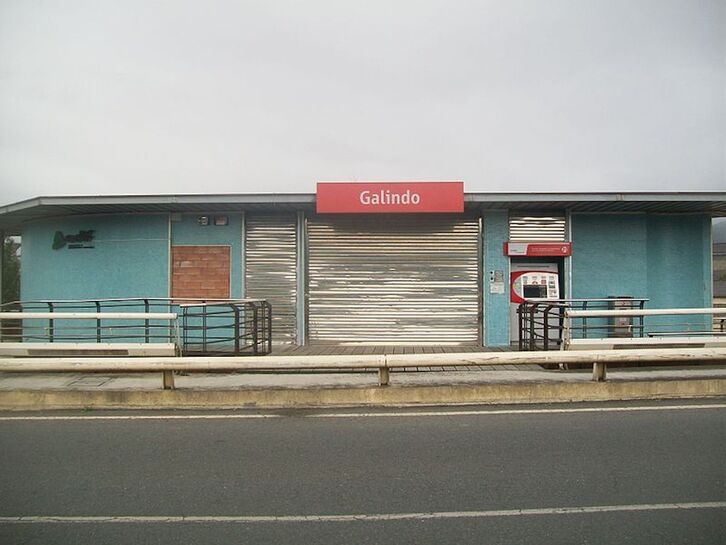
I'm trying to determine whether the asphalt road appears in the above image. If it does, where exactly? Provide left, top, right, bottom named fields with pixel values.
left=1, top=400, right=725, bottom=544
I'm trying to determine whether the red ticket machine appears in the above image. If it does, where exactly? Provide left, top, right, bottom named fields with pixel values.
left=510, top=263, right=560, bottom=342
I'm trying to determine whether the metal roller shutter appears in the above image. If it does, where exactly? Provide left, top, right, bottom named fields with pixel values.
left=307, top=215, right=480, bottom=344
left=245, top=214, right=297, bottom=344
left=509, top=213, right=567, bottom=241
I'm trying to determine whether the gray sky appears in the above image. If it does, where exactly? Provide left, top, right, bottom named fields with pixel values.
left=0, top=0, right=724, bottom=205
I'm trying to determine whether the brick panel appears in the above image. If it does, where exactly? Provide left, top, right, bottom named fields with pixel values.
left=171, top=246, right=231, bottom=299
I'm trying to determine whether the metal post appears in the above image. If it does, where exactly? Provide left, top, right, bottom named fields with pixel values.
left=378, top=367, right=390, bottom=386
left=48, top=302, right=54, bottom=343
left=144, top=299, right=150, bottom=343
left=162, top=370, right=175, bottom=389
left=517, top=305, right=523, bottom=351
left=0, top=231, right=3, bottom=343
left=296, top=210, right=307, bottom=346
left=233, top=305, right=240, bottom=355
left=252, top=305, right=259, bottom=355
left=202, top=302, right=207, bottom=353
left=593, top=361, right=607, bottom=382
left=95, top=301, right=101, bottom=343
left=181, top=307, right=187, bottom=356
left=0, top=230, right=4, bottom=308
left=528, top=304, right=537, bottom=350
left=267, top=302, right=272, bottom=354
left=543, top=305, right=552, bottom=351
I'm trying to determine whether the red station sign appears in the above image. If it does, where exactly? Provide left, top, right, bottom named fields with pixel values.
left=504, top=242, right=572, bottom=257
left=316, top=181, right=464, bottom=214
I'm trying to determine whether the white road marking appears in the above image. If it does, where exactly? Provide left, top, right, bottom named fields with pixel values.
left=0, top=414, right=283, bottom=421
left=311, top=403, right=726, bottom=419
left=1, top=502, right=724, bottom=524
left=0, top=403, right=725, bottom=421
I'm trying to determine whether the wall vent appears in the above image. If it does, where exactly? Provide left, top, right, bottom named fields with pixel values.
left=509, top=213, right=567, bottom=241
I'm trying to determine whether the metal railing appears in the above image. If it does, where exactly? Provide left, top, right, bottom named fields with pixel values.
left=563, top=307, right=726, bottom=344
left=714, top=298, right=726, bottom=333
left=0, top=298, right=272, bottom=356
left=518, top=298, right=649, bottom=351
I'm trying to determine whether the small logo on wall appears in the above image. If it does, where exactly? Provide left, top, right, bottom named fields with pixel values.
left=52, top=230, right=95, bottom=250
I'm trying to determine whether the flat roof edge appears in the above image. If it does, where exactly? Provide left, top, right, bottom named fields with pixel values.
left=2, top=190, right=725, bottom=211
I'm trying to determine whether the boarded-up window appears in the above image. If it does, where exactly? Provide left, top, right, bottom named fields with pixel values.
left=171, top=246, right=230, bottom=300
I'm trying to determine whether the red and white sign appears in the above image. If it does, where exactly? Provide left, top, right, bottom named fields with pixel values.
left=316, top=181, right=464, bottom=214
left=504, top=242, right=572, bottom=257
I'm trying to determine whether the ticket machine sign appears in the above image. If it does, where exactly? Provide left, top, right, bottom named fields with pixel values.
left=504, top=242, right=572, bottom=257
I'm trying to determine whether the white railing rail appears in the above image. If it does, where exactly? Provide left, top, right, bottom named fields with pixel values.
left=1, top=348, right=725, bottom=389
left=563, top=308, right=726, bottom=346
left=0, top=312, right=180, bottom=352
left=0, top=312, right=177, bottom=320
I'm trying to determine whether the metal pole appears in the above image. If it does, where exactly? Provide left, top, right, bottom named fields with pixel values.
left=296, top=210, right=306, bottom=346
left=267, top=302, right=272, bottom=354
left=252, top=305, right=259, bottom=355
left=48, top=301, right=54, bottom=343
left=95, top=301, right=101, bottom=342
left=517, top=305, right=523, bottom=351
left=233, top=305, right=240, bottom=355
left=0, top=230, right=3, bottom=342
left=144, top=299, right=150, bottom=343
left=0, top=230, right=4, bottom=307
left=202, top=303, right=207, bottom=353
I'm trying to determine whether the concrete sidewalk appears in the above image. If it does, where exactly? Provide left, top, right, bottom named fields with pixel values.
left=1, top=365, right=726, bottom=410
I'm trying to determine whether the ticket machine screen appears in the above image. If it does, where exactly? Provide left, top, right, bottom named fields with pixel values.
left=523, top=285, right=548, bottom=298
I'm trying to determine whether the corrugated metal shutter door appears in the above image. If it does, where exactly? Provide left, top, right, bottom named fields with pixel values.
left=245, top=214, right=297, bottom=344
left=307, top=215, right=480, bottom=344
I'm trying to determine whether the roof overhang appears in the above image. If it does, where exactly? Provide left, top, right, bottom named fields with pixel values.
left=1, top=191, right=725, bottom=234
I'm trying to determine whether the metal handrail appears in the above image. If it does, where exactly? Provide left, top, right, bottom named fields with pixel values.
left=562, top=308, right=726, bottom=349
left=518, top=298, right=649, bottom=351
left=0, top=298, right=272, bottom=356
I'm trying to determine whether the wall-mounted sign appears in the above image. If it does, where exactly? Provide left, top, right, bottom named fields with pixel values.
left=504, top=242, right=572, bottom=257
left=489, top=269, right=505, bottom=294
left=316, top=181, right=464, bottom=214
left=52, top=230, right=95, bottom=250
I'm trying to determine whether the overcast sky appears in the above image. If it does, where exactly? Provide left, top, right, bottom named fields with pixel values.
left=0, top=0, right=724, bottom=205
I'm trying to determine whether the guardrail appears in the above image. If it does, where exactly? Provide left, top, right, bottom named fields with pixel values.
left=562, top=308, right=726, bottom=380
left=1, top=347, right=724, bottom=389
left=0, top=298, right=272, bottom=356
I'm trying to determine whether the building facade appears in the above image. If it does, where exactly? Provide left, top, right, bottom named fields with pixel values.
left=1, top=188, right=723, bottom=347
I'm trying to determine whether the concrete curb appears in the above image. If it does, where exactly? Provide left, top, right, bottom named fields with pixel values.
left=1, top=378, right=725, bottom=410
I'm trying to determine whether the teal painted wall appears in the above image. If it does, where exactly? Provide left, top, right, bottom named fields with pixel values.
left=21, top=215, right=169, bottom=301
left=571, top=214, right=712, bottom=333
left=170, top=214, right=242, bottom=299
left=571, top=215, right=648, bottom=300
left=484, top=211, right=510, bottom=346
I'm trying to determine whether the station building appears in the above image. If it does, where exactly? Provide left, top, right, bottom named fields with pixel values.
left=0, top=184, right=723, bottom=348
